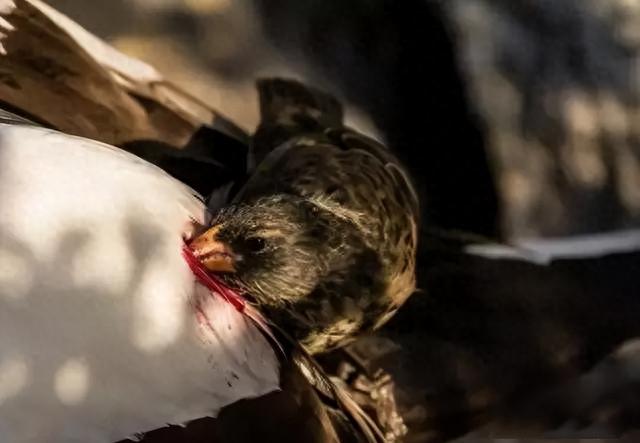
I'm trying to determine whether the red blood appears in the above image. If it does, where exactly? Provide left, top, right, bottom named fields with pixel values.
left=182, top=243, right=284, bottom=356
left=182, top=244, right=246, bottom=312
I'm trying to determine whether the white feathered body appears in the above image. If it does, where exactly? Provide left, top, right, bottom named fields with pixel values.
left=0, top=124, right=279, bottom=442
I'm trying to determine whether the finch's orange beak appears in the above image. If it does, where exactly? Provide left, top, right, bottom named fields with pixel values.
left=189, top=225, right=236, bottom=273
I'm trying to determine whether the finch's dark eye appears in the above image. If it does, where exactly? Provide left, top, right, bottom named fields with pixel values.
left=245, top=237, right=267, bottom=253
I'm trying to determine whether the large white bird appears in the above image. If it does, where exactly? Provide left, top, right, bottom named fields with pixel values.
left=0, top=114, right=281, bottom=442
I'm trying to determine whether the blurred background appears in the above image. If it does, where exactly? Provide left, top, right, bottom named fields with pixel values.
left=49, top=0, right=640, bottom=241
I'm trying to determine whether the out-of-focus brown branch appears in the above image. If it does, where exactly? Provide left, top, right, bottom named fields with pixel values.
left=0, top=0, right=247, bottom=147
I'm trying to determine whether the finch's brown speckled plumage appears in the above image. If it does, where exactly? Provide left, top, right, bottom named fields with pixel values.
left=192, top=78, right=419, bottom=354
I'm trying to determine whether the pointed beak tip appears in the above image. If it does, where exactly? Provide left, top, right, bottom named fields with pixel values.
left=190, top=226, right=237, bottom=273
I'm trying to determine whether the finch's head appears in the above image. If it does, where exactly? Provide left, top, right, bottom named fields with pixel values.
left=190, top=194, right=354, bottom=307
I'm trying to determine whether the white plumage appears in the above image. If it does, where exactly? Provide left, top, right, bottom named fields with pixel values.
left=0, top=123, right=279, bottom=442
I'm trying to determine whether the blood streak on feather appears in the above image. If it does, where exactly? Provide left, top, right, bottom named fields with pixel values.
left=183, top=244, right=245, bottom=312
left=182, top=244, right=284, bottom=355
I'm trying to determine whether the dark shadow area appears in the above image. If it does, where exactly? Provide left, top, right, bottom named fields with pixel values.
left=347, top=235, right=640, bottom=441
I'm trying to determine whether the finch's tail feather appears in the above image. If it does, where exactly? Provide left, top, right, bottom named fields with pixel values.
left=269, top=322, right=386, bottom=443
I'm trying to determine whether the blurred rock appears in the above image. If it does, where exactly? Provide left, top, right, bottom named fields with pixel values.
left=447, top=0, right=640, bottom=235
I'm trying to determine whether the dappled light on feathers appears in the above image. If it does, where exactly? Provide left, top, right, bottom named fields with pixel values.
left=0, top=123, right=279, bottom=442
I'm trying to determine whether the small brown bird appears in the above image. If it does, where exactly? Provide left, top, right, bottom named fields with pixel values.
left=190, top=78, right=419, bottom=354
